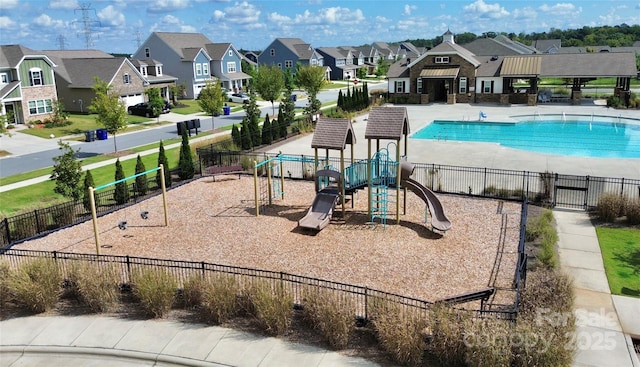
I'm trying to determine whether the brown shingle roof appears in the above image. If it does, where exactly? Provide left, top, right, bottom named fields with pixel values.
left=311, top=117, right=356, bottom=150
left=365, top=107, right=410, bottom=140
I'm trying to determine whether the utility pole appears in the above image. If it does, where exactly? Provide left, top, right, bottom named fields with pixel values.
left=56, top=34, right=67, bottom=50
left=73, top=2, right=101, bottom=49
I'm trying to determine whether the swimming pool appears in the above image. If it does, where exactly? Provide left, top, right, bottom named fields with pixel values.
left=411, top=115, right=640, bottom=158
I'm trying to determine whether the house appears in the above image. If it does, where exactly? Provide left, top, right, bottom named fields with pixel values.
left=42, top=50, right=148, bottom=113
left=204, top=43, right=251, bottom=93
left=461, top=37, right=535, bottom=56
left=316, top=47, right=361, bottom=80
left=0, top=45, right=58, bottom=125
left=532, top=39, right=561, bottom=54
left=132, top=32, right=217, bottom=99
left=387, top=30, right=637, bottom=106
left=352, top=45, right=381, bottom=75
left=371, top=42, right=397, bottom=61
left=257, top=38, right=324, bottom=74
left=395, top=42, right=424, bottom=60
left=128, top=58, right=178, bottom=101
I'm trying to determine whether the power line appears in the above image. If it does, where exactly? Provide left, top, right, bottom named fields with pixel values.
left=56, top=34, right=68, bottom=50
left=73, top=2, right=101, bottom=49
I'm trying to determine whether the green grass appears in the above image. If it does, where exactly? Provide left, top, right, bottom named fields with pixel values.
left=596, top=227, right=640, bottom=298
left=169, top=100, right=203, bottom=115
left=21, top=113, right=155, bottom=139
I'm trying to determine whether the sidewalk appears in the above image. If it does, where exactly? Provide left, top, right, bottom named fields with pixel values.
left=554, top=210, right=640, bottom=367
left=0, top=315, right=385, bottom=367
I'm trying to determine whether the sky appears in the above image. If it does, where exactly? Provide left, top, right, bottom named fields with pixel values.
left=0, top=0, right=638, bottom=54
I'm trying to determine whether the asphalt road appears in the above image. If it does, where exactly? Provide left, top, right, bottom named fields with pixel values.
left=0, top=81, right=388, bottom=178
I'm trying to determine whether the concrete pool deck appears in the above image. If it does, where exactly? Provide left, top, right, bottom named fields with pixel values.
left=265, top=102, right=640, bottom=180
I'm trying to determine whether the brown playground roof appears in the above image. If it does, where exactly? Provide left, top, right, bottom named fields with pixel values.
left=365, top=107, right=410, bottom=141
left=311, top=117, right=356, bottom=150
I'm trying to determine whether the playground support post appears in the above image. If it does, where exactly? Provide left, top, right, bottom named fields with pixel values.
left=340, top=149, right=345, bottom=217
left=396, top=143, right=400, bottom=224
left=89, top=187, right=100, bottom=255
left=160, top=164, right=169, bottom=227
left=280, top=159, right=284, bottom=200
left=254, top=160, right=259, bottom=216
left=267, top=158, right=273, bottom=206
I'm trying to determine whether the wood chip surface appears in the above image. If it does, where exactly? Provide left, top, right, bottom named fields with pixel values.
left=17, top=176, right=521, bottom=303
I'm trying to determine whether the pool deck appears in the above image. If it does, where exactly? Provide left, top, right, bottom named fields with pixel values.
left=266, top=102, right=640, bottom=180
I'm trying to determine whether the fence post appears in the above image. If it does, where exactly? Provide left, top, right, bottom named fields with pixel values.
left=201, top=261, right=206, bottom=277
left=483, top=167, right=487, bottom=196
left=3, top=218, right=10, bottom=246
left=584, top=175, right=590, bottom=209
left=364, top=287, right=369, bottom=321
left=620, top=177, right=625, bottom=198
left=126, top=255, right=131, bottom=283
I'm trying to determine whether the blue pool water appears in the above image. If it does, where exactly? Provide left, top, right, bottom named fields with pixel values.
left=411, top=118, right=640, bottom=158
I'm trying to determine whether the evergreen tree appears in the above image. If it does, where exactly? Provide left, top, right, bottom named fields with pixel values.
left=231, top=124, right=241, bottom=147
left=178, top=127, right=195, bottom=180
left=240, top=118, right=252, bottom=150
left=82, top=169, right=95, bottom=212
left=243, top=90, right=261, bottom=148
left=51, top=140, right=84, bottom=200
left=337, top=89, right=344, bottom=110
left=270, top=114, right=279, bottom=141
left=134, top=154, right=148, bottom=196
left=363, top=82, right=370, bottom=107
left=261, top=114, right=272, bottom=145
left=114, top=159, right=129, bottom=205
left=346, top=87, right=352, bottom=111
left=156, top=140, right=171, bottom=189
left=280, top=68, right=296, bottom=137
left=277, top=106, right=287, bottom=138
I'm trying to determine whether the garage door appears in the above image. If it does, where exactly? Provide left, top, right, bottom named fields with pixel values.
left=122, top=93, right=144, bottom=107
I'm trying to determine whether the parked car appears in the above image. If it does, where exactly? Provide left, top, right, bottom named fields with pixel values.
left=228, top=93, right=250, bottom=104
left=127, top=102, right=170, bottom=117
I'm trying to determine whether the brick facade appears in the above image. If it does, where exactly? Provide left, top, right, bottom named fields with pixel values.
left=408, top=54, right=477, bottom=104
left=21, top=85, right=57, bottom=123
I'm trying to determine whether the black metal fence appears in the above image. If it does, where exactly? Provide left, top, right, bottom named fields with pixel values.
left=0, top=248, right=515, bottom=321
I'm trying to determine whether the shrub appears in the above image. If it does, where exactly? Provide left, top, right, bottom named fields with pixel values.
left=200, top=274, right=240, bottom=324
left=525, top=209, right=554, bottom=242
left=130, top=267, right=177, bottom=318
left=182, top=274, right=207, bottom=309
left=302, top=287, right=353, bottom=350
left=67, top=261, right=120, bottom=312
left=0, top=260, right=11, bottom=307
left=371, top=298, right=427, bottom=366
left=427, top=303, right=469, bottom=366
left=464, top=318, right=513, bottom=367
left=538, top=226, right=559, bottom=268
left=624, top=198, right=640, bottom=225
left=246, top=279, right=293, bottom=336
left=10, top=215, right=38, bottom=241
left=7, top=258, right=62, bottom=313
left=596, top=193, right=623, bottom=222
left=54, top=203, right=77, bottom=228
left=482, top=185, right=497, bottom=196
left=519, top=268, right=574, bottom=319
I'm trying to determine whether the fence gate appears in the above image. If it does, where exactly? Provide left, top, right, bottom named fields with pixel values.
left=553, top=174, right=589, bottom=210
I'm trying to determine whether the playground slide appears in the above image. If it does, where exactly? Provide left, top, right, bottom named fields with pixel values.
left=403, top=178, right=452, bottom=232
left=298, top=192, right=340, bottom=231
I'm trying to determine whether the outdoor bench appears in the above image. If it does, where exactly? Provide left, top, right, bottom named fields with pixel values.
left=435, top=287, right=495, bottom=305
left=206, top=164, right=244, bottom=181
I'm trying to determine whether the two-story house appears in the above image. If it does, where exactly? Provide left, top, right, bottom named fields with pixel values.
left=258, top=38, right=325, bottom=76
left=129, top=58, right=178, bottom=102
left=42, top=50, right=148, bottom=113
left=316, top=47, right=361, bottom=80
left=133, top=32, right=215, bottom=99
left=0, top=45, right=58, bottom=125
left=204, top=43, right=251, bottom=93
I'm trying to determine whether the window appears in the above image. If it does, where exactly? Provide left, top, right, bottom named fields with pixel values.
left=481, top=81, right=494, bottom=93
left=196, top=63, right=202, bottom=76
left=29, top=68, right=43, bottom=86
left=227, top=62, right=236, bottom=73
left=459, top=77, right=467, bottom=94
left=202, top=62, right=209, bottom=75
left=311, top=59, right=317, bottom=66
left=284, top=60, right=293, bottom=68
left=435, top=56, right=450, bottom=64
left=140, top=67, right=147, bottom=76
left=0, top=73, right=8, bottom=84
left=28, top=99, right=53, bottom=115
left=156, top=66, right=162, bottom=75
left=270, top=49, right=275, bottom=56
left=395, top=81, right=404, bottom=93
left=417, top=78, right=422, bottom=93
left=277, top=63, right=282, bottom=69
left=229, top=50, right=233, bottom=56
left=145, top=48, right=150, bottom=57
left=123, top=73, right=131, bottom=84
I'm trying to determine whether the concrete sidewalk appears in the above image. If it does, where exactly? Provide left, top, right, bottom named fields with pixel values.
left=555, top=210, right=640, bottom=367
left=0, top=315, right=384, bottom=367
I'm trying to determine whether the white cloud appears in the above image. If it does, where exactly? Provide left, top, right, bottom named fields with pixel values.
left=98, top=5, right=125, bottom=27
left=266, top=12, right=291, bottom=23
left=0, top=15, right=16, bottom=28
left=512, top=6, right=537, bottom=21
left=291, top=7, right=365, bottom=25
left=0, top=0, right=18, bottom=9
left=375, top=16, right=391, bottom=23
left=33, top=14, right=65, bottom=28
left=49, top=0, right=79, bottom=10
left=397, top=18, right=428, bottom=31
left=149, top=0, right=189, bottom=13
left=403, top=4, right=417, bottom=16
left=150, top=14, right=196, bottom=33
left=211, top=1, right=260, bottom=25
left=539, top=3, right=581, bottom=16
left=463, top=0, right=510, bottom=19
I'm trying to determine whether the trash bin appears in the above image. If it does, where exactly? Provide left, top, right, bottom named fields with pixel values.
left=84, top=130, right=96, bottom=142
left=223, top=106, right=231, bottom=115
left=176, top=121, right=185, bottom=135
left=290, top=94, right=297, bottom=102
left=96, top=129, right=108, bottom=140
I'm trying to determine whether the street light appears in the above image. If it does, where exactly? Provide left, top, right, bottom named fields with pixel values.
left=346, top=75, right=351, bottom=90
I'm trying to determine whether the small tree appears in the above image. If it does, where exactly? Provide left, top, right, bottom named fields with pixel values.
left=178, top=127, right=194, bottom=180
left=113, top=159, right=129, bottom=205
left=145, top=87, right=165, bottom=123
left=254, top=65, right=284, bottom=116
left=156, top=140, right=171, bottom=188
left=50, top=140, right=83, bottom=200
left=198, top=81, right=225, bottom=130
left=240, top=119, right=252, bottom=150
left=296, top=64, right=325, bottom=120
left=243, top=90, right=261, bottom=148
left=134, top=154, right=148, bottom=196
left=169, top=83, right=186, bottom=106
left=261, top=114, right=272, bottom=145
left=231, top=124, right=241, bottom=147
left=82, top=170, right=95, bottom=212
left=277, top=105, right=287, bottom=139
left=89, top=77, right=127, bottom=152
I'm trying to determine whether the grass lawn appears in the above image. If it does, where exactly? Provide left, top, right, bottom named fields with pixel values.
left=596, top=226, right=640, bottom=298
left=21, top=113, right=154, bottom=139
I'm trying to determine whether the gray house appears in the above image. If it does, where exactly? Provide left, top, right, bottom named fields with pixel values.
left=258, top=38, right=324, bottom=74
left=316, top=47, right=361, bottom=80
left=204, top=43, right=251, bottom=93
left=132, top=32, right=216, bottom=99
